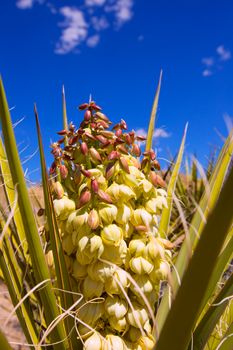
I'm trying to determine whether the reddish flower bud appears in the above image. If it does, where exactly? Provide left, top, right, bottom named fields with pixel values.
left=117, top=145, right=129, bottom=155
left=135, top=225, right=148, bottom=232
left=100, top=130, right=114, bottom=138
left=80, top=168, right=91, bottom=178
left=78, top=189, right=91, bottom=208
left=106, top=162, right=115, bottom=179
left=97, top=120, right=109, bottom=129
left=136, top=135, right=147, bottom=141
left=91, top=178, right=99, bottom=193
left=115, top=129, right=123, bottom=137
left=91, top=103, right=102, bottom=111
left=112, top=123, right=120, bottom=130
left=95, top=134, right=108, bottom=144
left=143, top=149, right=156, bottom=160
left=80, top=142, right=89, bottom=155
left=132, top=143, right=141, bottom=157
left=141, top=157, right=149, bottom=170
left=124, top=133, right=132, bottom=145
left=120, top=119, right=127, bottom=130
left=97, top=190, right=113, bottom=204
left=84, top=110, right=92, bottom=121
left=57, top=137, right=65, bottom=144
left=60, top=164, right=68, bottom=179
left=119, top=157, right=130, bottom=174
left=95, top=112, right=109, bottom=122
left=57, top=129, right=68, bottom=135
left=69, top=135, right=79, bottom=145
left=79, top=103, right=89, bottom=110
left=108, top=150, right=120, bottom=161
left=152, top=159, right=161, bottom=170
left=85, top=132, right=96, bottom=141
left=51, top=146, right=61, bottom=158
left=49, top=162, right=56, bottom=175
left=89, top=148, right=102, bottom=162
left=149, top=171, right=166, bottom=187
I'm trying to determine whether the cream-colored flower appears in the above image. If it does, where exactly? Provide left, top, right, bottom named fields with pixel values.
left=77, top=300, right=104, bottom=326
left=53, top=197, right=75, bottom=220
left=116, top=204, right=132, bottom=225
left=87, top=260, right=114, bottom=282
left=131, top=208, right=152, bottom=227
left=101, top=224, right=123, bottom=246
left=129, top=257, right=154, bottom=275
left=105, top=269, right=129, bottom=295
left=84, top=332, right=102, bottom=350
left=82, top=276, right=104, bottom=299
left=104, top=295, right=128, bottom=319
left=101, top=240, right=128, bottom=266
left=76, top=234, right=104, bottom=265
left=126, top=302, right=149, bottom=328
left=98, top=204, right=118, bottom=224
left=73, top=259, right=87, bottom=280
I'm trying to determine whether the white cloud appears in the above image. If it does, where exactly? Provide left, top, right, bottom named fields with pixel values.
left=216, top=45, right=231, bottom=61
left=85, top=0, right=106, bottom=6
left=86, top=34, right=100, bottom=47
left=16, top=0, right=44, bottom=9
left=16, top=0, right=35, bottom=9
left=105, top=0, right=134, bottom=26
left=16, top=0, right=135, bottom=53
left=202, top=57, right=214, bottom=67
left=55, top=7, right=88, bottom=54
left=202, top=69, right=213, bottom=77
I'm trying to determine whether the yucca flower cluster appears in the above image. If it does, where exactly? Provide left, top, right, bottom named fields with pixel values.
left=49, top=101, right=172, bottom=349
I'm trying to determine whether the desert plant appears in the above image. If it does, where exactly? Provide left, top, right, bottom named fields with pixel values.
left=0, top=75, right=233, bottom=350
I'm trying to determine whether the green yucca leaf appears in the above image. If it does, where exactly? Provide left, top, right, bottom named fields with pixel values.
left=217, top=318, right=233, bottom=350
left=0, top=78, right=67, bottom=349
left=191, top=273, right=233, bottom=349
left=159, top=123, right=188, bottom=238
left=156, top=130, right=233, bottom=334
left=0, top=137, right=27, bottom=252
left=154, top=164, right=233, bottom=350
left=146, top=70, right=162, bottom=151
left=0, top=245, right=40, bottom=348
left=0, top=328, right=13, bottom=350
left=34, top=106, right=82, bottom=350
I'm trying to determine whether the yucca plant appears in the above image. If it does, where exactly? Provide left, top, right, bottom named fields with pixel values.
left=0, top=74, right=233, bottom=350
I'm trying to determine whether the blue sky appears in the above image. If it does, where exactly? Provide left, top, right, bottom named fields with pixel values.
left=0, top=0, right=233, bottom=182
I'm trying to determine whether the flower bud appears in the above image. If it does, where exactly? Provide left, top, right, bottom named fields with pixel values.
left=104, top=295, right=128, bottom=319
left=119, top=157, right=130, bottom=174
left=52, top=181, right=64, bottom=199
left=97, top=189, right=113, bottom=204
left=45, top=250, right=54, bottom=268
left=149, top=171, right=166, bottom=187
left=101, top=224, right=123, bottom=246
left=132, top=144, right=141, bottom=157
left=87, top=209, right=100, bottom=229
left=129, top=257, right=154, bottom=275
left=60, top=164, right=68, bottom=179
left=127, top=327, right=141, bottom=342
left=84, top=110, right=92, bottom=121
left=82, top=276, right=104, bottom=299
left=91, top=178, right=99, bottom=193
left=84, top=332, right=102, bottom=350
left=81, top=142, right=89, bottom=155
left=78, top=189, right=91, bottom=208
left=89, top=147, right=102, bottom=162
left=79, top=103, right=89, bottom=110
